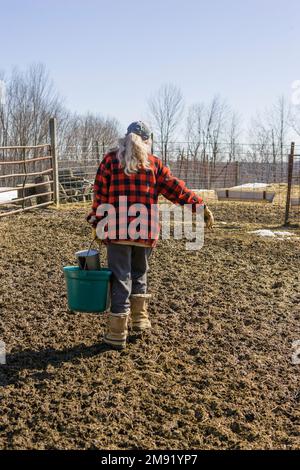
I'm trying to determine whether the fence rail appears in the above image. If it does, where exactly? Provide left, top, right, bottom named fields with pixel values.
left=0, top=118, right=59, bottom=217
left=0, top=155, right=52, bottom=165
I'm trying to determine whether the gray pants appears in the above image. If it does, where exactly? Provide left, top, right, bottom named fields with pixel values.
left=107, top=244, right=152, bottom=314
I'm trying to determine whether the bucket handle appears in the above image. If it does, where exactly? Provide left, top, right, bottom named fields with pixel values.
left=82, top=236, right=100, bottom=271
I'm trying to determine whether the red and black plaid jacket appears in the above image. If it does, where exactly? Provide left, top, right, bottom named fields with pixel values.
left=87, top=152, right=204, bottom=246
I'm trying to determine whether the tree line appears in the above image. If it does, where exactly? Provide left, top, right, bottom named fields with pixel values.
left=0, top=64, right=299, bottom=164
left=148, top=84, right=299, bottom=167
left=0, top=64, right=120, bottom=162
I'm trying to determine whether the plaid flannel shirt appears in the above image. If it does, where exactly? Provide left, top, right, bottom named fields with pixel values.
left=87, top=152, right=204, bottom=246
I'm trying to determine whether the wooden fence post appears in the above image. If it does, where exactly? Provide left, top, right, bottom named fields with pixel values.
left=284, top=142, right=295, bottom=225
left=235, top=161, right=239, bottom=186
left=49, top=117, right=59, bottom=207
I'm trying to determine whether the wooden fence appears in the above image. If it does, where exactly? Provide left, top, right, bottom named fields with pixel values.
left=0, top=118, right=59, bottom=217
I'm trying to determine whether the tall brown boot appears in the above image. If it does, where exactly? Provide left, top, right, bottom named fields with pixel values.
left=130, top=294, right=151, bottom=332
left=103, top=312, right=129, bottom=349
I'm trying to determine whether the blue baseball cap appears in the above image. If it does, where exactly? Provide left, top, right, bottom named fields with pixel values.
left=126, top=121, right=151, bottom=141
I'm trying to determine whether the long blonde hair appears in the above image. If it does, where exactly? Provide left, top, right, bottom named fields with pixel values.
left=117, top=132, right=152, bottom=175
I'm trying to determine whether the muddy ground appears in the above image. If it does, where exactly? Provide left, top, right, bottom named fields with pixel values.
left=0, top=202, right=299, bottom=449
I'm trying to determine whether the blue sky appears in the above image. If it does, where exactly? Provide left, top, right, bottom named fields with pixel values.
left=0, top=0, right=299, bottom=133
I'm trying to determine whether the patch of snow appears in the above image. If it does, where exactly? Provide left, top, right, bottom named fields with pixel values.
left=249, top=229, right=276, bottom=237
left=230, top=183, right=268, bottom=190
left=249, top=229, right=296, bottom=239
left=191, top=189, right=215, bottom=193
left=0, top=188, right=18, bottom=203
left=273, top=231, right=295, bottom=237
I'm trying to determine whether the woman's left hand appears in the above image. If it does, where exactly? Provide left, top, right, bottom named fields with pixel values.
left=204, top=206, right=214, bottom=230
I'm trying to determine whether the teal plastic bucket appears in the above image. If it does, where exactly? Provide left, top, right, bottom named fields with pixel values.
left=63, top=266, right=112, bottom=313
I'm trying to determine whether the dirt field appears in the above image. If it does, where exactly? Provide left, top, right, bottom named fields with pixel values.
left=0, top=202, right=299, bottom=450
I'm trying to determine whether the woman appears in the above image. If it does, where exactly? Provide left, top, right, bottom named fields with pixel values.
left=87, top=121, right=214, bottom=349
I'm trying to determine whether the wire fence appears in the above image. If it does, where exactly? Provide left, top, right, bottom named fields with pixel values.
left=56, top=141, right=295, bottom=191
left=1, top=139, right=294, bottom=185
left=1, top=133, right=299, bottom=226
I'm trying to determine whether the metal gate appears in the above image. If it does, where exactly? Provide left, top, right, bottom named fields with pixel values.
left=0, top=118, right=59, bottom=217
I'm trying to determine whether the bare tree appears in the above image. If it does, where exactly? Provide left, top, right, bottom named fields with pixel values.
left=226, top=110, right=242, bottom=162
left=248, top=116, right=271, bottom=162
left=0, top=72, right=8, bottom=147
left=186, top=103, right=205, bottom=161
left=148, top=83, right=184, bottom=164
left=0, top=63, right=120, bottom=165
left=268, top=96, right=291, bottom=173
left=291, top=111, right=300, bottom=137
left=186, top=95, right=231, bottom=164
left=4, top=64, right=65, bottom=146
left=248, top=96, right=291, bottom=180
left=59, top=113, right=120, bottom=161
left=206, top=95, right=229, bottom=165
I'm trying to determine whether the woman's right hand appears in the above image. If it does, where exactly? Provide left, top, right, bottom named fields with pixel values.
left=87, top=213, right=97, bottom=225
